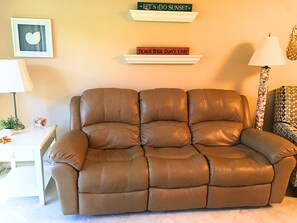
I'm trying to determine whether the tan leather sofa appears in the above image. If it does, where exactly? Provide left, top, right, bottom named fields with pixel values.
left=50, top=88, right=297, bottom=215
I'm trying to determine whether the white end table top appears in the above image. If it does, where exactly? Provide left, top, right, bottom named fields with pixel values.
left=0, top=126, right=57, bottom=150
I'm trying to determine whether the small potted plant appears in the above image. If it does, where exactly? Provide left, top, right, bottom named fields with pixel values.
left=0, top=116, right=24, bottom=135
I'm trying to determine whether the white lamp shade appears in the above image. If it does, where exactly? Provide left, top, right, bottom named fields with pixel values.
left=248, top=36, right=286, bottom=67
left=0, top=59, right=33, bottom=93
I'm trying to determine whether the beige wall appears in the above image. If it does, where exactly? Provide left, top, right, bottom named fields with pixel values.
left=0, top=0, right=296, bottom=134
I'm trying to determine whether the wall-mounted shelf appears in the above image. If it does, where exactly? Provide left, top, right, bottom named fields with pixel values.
left=130, top=10, right=199, bottom=23
left=124, top=54, right=203, bottom=64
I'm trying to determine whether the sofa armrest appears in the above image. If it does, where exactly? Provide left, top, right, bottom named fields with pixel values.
left=273, top=122, right=297, bottom=145
left=241, top=128, right=297, bottom=164
left=49, top=130, right=88, bottom=170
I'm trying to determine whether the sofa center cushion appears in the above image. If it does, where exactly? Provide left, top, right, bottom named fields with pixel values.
left=140, top=88, right=188, bottom=124
left=141, top=121, right=191, bottom=147
left=78, top=146, right=148, bottom=194
left=195, top=144, right=274, bottom=187
left=145, top=145, right=209, bottom=189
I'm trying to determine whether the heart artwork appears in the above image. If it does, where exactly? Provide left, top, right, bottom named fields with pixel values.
left=25, top=31, right=41, bottom=45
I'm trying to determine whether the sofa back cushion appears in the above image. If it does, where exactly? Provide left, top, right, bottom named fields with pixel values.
left=188, top=89, right=244, bottom=146
left=80, top=88, right=139, bottom=126
left=80, top=88, right=140, bottom=149
left=140, top=88, right=191, bottom=147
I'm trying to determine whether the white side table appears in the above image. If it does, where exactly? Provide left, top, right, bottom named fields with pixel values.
left=0, top=125, right=56, bottom=205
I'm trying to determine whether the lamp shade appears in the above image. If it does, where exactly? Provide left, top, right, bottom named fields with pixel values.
left=0, top=59, right=33, bottom=93
left=248, top=36, right=286, bottom=67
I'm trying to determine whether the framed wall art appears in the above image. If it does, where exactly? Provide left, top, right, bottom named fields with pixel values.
left=11, top=18, right=53, bottom=58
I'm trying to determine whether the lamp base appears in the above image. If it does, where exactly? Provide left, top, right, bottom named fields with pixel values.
left=14, top=123, right=25, bottom=131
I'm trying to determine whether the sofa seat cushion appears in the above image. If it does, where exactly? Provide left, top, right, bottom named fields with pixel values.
left=194, top=144, right=274, bottom=187
left=144, top=145, right=209, bottom=188
left=78, top=146, right=148, bottom=194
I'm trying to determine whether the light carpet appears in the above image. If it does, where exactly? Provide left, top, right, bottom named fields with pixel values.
left=0, top=179, right=296, bottom=223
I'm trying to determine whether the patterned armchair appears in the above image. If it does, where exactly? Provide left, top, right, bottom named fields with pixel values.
left=273, top=86, right=297, bottom=193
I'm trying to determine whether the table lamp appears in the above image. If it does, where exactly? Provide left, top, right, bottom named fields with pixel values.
left=0, top=59, right=33, bottom=129
left=248, top=35, right=286, bottom=130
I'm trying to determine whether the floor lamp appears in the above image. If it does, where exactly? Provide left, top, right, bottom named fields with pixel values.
left=248, top=35, right=286, bottom=130
left=0, top=59, right=33, bottom=129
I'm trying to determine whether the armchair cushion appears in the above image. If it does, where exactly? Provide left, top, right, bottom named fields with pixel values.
left=273, top=122, right=297, bottom=145
left=274, top=86, right=297, bottom=127
left=49, top=130, right=88, bottom=170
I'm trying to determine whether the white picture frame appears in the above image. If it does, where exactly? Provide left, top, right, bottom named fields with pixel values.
left=11, top=18, right=53, bottom=58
